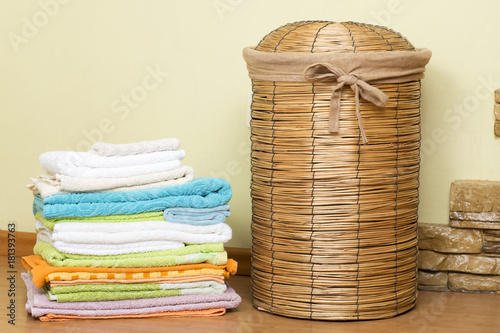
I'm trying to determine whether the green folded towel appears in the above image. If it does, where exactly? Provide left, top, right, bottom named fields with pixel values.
left=37, top=211, right=165, bottom=230
left=34, top=241, right=227, bottom=268
left=45, top=280, right=227, bottom=302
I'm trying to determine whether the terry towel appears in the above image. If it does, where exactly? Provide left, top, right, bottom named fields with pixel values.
left=41, top=218, right=231, bottom=235
left=163, top=205, right=231, bottom=225
left=23, top=273, right=239, bottom=311
left=38, top=159, right=181, bottom=179
left=36, top=233, right=186, bottom=256
left=39, top=150, right=185, bottom=170
left=48, top=275, right=225, bottom=287
left=33, top=309, right=226, bottom=321
left=22, top=273, right=241, bottom=320
left=91, top=138, right=181, bottom=156
left=33, top=177, right=232, bottom=218
left=28, top=165, right=195, bottom=198
left=45, top=280, right=227, bottom=302
left=22, top=255, right=238, bottom=288
left=33, top=241, right=227, bottom=268
left=36, top=220, right=233, bottom=245
left=36, top=211, right=166, bottom=230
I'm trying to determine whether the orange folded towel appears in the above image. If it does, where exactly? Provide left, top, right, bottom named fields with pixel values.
left=37, top=308, right=226, bottom=321
left=48, top=275, right=225, bottom=287
left=22, top=255, right=237, bottom=288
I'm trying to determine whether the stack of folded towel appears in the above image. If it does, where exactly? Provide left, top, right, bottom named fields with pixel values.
left=22, top=138, right=241, bottom=321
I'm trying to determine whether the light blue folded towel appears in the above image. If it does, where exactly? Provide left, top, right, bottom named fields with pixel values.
left=33, top=177, right=232, bottom=218
left=163, top=205, right=230, bottom=225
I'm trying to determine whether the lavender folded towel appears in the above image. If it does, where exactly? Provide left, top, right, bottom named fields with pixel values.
left=22, top=273, right=241, bottom=317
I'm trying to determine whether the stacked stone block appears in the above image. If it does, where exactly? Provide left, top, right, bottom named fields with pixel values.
left=417, top=180, right=500, bottom=293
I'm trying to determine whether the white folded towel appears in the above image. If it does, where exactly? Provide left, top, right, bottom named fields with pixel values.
left=38, top=159, right=181, bottom=178
left=36, top=220, right=233, bottom=245
left=39, top=150, right=185, bottom=169
left=36, top=234, right=185, bottom=255
left=91, top=138, right=180, bottom=156
left=28, top=166, right=195, bottom=198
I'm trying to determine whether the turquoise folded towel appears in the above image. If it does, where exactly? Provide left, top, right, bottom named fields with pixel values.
left=163, top=205, right=230, bottom=225
left=33, top=177, right=231, bottom=218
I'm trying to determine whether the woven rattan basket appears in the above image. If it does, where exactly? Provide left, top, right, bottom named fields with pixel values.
left=243, top=21, right=431, bottom=321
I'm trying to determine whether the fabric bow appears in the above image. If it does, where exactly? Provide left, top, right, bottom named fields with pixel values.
left=304, top=63, right=389, bottom=144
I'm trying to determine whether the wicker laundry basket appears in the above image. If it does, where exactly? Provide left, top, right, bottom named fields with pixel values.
left=243, top=21, right=431, bottom=321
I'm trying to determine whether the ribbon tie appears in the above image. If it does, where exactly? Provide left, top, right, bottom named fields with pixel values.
left=304, top=63, right=389, bottom=144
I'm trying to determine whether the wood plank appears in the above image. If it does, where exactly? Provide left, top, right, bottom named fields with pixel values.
left=2, top=256, right=500, bottom=332
left=226, top=247, right=251, bottom=276
left=0, top=230, right=36, bottom=258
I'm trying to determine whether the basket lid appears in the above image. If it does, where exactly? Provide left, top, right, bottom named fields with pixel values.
left=255, top=21, right=415, bottom=53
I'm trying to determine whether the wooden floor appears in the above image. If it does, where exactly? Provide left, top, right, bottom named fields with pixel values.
left=2, top=256, right=500, bottom=333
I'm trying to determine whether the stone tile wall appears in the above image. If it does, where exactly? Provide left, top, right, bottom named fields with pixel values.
left=417, top=180, right=500, bottom=293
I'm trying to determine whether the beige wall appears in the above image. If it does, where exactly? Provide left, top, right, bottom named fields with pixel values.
left=1, top=0, right=499, bottom=248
